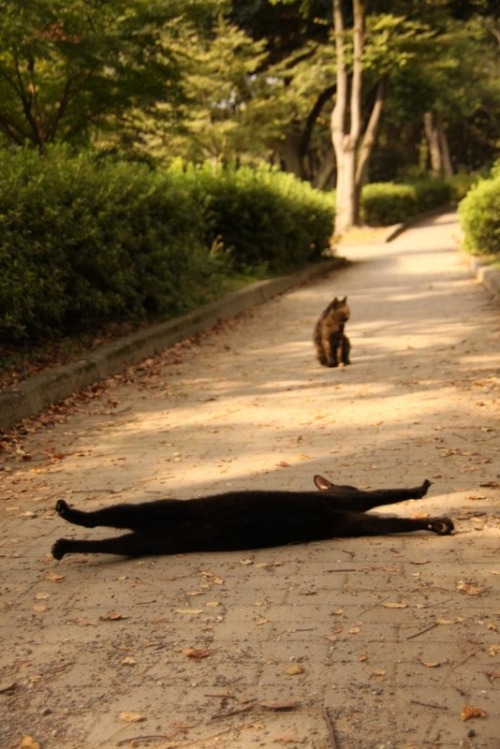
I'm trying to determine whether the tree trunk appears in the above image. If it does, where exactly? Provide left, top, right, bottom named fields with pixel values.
left=330, top=0, right=365, bottom=235
left=423, top=111, right=453, bottom=177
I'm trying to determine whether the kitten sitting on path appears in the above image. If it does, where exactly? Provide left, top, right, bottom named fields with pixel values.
left=314, top=296, right=351, bottom=367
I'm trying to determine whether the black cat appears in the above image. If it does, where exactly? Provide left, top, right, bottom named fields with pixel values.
left=52, top=475, right=453, bottom=559
left=314, top=296, right=351, bottom=367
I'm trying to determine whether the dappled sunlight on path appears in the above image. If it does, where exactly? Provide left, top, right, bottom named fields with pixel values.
left=1, top=211, right=499, bottom=749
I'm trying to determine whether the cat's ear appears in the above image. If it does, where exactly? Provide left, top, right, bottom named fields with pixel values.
left=332, top=297, right=339, bottom=304
left=340, top=296, right=347, bottom=303
left=314, top=475, right=333, bottom=491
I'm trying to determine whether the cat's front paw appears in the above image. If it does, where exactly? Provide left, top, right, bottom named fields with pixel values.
left=428, top=517, right=454, bottom=535
left=55, top=499, right=70, bottom=518
left=52, top=538, right=68, bottom=560
left=418, top=479, right=432, bottom=498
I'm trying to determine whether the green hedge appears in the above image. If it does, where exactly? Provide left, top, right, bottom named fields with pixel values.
left=360, top=179, right=453, bottom=226
left=459, top=170, right=500, bottom=255
left=0, top=148, right=335, bottom=346
left=169, top=161, right=334, bottom=271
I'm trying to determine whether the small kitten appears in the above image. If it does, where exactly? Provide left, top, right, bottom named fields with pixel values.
left=314, top=296, right=351, bottom=367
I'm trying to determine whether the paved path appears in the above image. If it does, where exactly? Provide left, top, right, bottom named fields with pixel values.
left=1, top=211, right=499, bottom=749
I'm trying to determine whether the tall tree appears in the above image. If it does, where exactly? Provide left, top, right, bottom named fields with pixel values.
left=0, top=0, right=219, bottom=149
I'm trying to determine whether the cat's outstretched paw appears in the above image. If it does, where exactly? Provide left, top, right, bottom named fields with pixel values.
left=52, top=538, right=68, bottom=560
left=418, top=479, right=432, bottom=498
left=55, top=499, right=70, bottom=518
left=428, top=517, right=454, bottom=535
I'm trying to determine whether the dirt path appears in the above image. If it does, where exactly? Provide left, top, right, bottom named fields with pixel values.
left=1, top=211, right=499, bottom=749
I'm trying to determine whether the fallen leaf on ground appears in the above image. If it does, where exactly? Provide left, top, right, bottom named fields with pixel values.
left=457, top=580, right=483, bottom=596
left=44, top=571, right=64, bottom=583
left=284, top=664, right=305, bottom=675
left=422, top=662, right=441, bottom=668
left=460, top=706, right=487, bottom=721
left=0, top=680, right=16, bottom=693
left=274, top=735, right=301, bottom=743
left=260, top=700, right=300, bottom=711
left=121, top=656, right=137, bottom=665
left=181, top=647, right=212, bottom=659
left=175, top=609, right=203, bottom=616
left=19, top=737, right=40, bottom=749
left=382, top=602, right=408, bottom=609
left=99, top=612, right=129, bottom=621
left=119, top=712, right=145, bottom=723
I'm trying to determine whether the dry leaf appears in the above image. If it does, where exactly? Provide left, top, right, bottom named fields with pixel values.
left=460, top=706, right=487, bottom=722
left=422, top=662, right=441, bottom=668
left=121, top=657, right=137, bottom=665
left=260, top=700, right=299, bottom=711
left=457, top=581, right=483, bottom=596
left=120, top=712, right=145, bottom=723
left=19, top=737, right=40, bottom=749
left=181, top=648, right=212, bottom=659
left=382, top=602, right=408, bottom=609
left=240, top=558, right=253, bottom=566
left=35, top=592, right=49, bottom=600
left=273, top=735, right=301, bottom=744
left=284, top=664, right=305, bottom=675
left=488, top=645, right=500, bottom=656
left=44, top=571, right=64, bottom=583
left=175, top=609, right=203, bottom=616
left=99, top=612, right=128, bottom=621
left=32, top=604, right=47, bottom=613
left=0, top=680, right=16, bottom=693
left=348, top=626, right=361, bottom=634
left=371, top=669, right=386, bottom=677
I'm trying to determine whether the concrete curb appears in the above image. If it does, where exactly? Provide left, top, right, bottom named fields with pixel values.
left=0, top=258, right=342, bottom=432
left=385, top=209, right=500, bottom=303
left=462, top=252, right=500, bottom=303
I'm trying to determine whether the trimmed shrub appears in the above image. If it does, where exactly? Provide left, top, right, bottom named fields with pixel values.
left=169, top=162, right=335, bottom=272
left=360, top=178, right=453, bottom=226
left=459, top=172, right=500, bottom=255
left=0, top=149, right=335, bottom=346
left=360, top=183, right=417, bottom=226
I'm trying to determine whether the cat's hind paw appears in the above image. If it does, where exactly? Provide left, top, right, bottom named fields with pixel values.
left=52, top=538, right=68, bottom=560
left=55, top=499, right=70, bottom=518
left=428, top=517, right=454, bottom=535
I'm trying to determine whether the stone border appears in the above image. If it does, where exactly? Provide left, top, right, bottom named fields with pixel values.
left=0, top=259, right=342, bottom=431
left=463, top=253, right=500, bottom=303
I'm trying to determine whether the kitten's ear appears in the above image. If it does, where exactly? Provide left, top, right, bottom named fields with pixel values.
left=341, top=296, right=347, bottom=303
left=332, top=297, right=339, bottom=304
left=314, top=475, right=333, bottom=491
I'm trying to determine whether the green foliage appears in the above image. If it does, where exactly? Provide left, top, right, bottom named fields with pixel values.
left=174, top=162, right=334, bottom=271
left=459, top=171, right=500, bottom=255
left=360, top=179, right=453, bottom=226
left=0, top=0, right=221, bottom=149
left=0, top=148, right=334, bottom=346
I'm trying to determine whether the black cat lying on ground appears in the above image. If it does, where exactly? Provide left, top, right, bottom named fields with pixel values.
left=52, top=475, right=453, bottom=559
